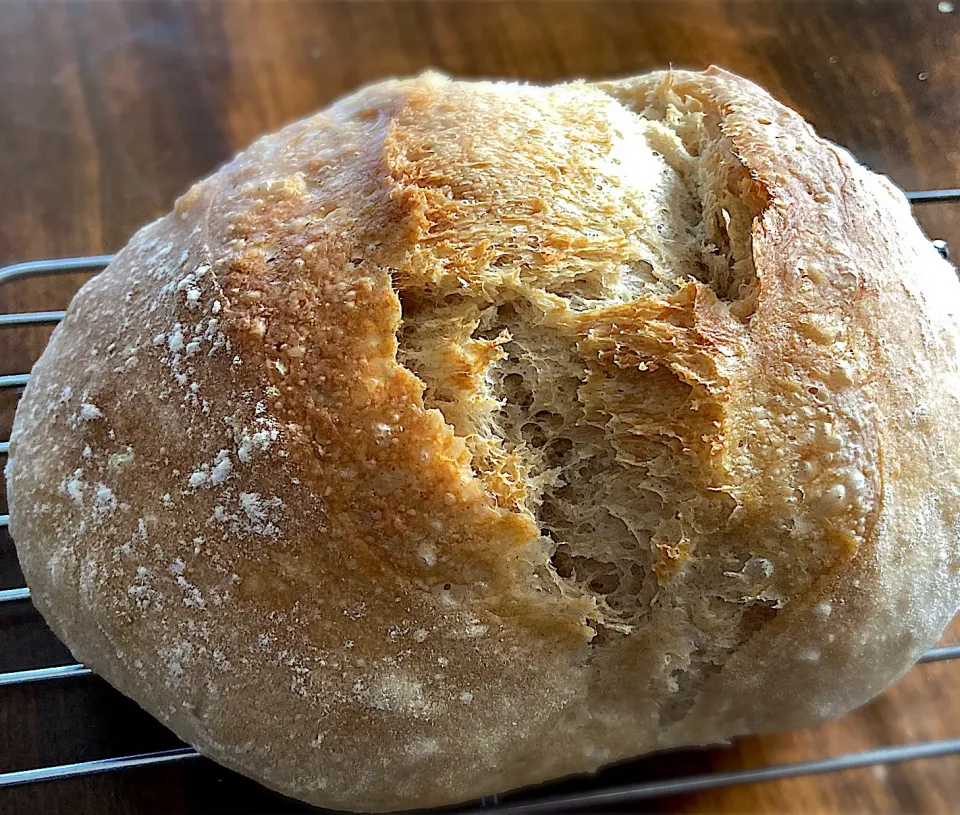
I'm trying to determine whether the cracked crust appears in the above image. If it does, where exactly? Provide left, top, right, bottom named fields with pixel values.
left=7, top=68, right=960, bottom=811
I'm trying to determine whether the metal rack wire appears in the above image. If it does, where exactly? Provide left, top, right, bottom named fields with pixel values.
left=2, top=189, right=960, bottom=811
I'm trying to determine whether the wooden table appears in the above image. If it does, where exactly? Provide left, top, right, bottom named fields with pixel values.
left=2, top=1, right=959, bottom=812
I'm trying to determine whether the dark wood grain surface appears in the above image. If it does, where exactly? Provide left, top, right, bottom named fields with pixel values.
left=2, top=1, right=960, bottom=812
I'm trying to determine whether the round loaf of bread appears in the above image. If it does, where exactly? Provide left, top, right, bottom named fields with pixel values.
left=7, top=67, right=960, bottom=812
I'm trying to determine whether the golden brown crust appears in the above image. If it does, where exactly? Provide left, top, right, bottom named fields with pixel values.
left=8, top=68, right=960, bottom=811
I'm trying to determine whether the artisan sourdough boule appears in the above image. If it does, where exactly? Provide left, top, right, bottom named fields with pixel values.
left=7, top=67, right=960, bottom=811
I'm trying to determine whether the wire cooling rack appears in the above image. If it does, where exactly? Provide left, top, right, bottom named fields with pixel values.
left=2, top=189, right=960, bottom=813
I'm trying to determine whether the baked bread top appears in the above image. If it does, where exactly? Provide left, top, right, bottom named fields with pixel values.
left=8, top=68, right=960, bottom=811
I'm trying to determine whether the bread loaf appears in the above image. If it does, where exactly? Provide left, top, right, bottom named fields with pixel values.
left=7, top=67, right=960, bottom=812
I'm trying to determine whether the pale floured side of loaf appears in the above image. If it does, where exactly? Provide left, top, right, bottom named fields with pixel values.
left=8, top=68, right=960, bottom=812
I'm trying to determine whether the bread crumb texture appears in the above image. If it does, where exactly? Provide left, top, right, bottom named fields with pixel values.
left=8, top=69, right=960, bottom=812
